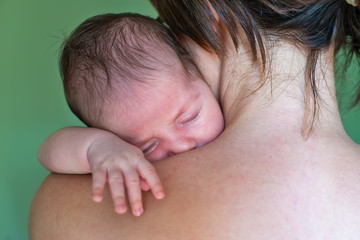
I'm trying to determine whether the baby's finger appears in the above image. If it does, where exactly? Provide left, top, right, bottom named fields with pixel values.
left=108, top=168, right=127, bottom=214
left=140, top=177, right=150, bottom=191
left=138, top=161, right=165, bottom=200
left=91, top=168, right=107, bottom=203
left=123, top=170, right=143, bottom=216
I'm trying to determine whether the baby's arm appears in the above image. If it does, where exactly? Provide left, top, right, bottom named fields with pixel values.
left=38, top=126, right=165, bottom=216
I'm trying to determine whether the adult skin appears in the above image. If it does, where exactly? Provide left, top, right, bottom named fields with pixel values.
left=29, top=1, right=360, bottom=239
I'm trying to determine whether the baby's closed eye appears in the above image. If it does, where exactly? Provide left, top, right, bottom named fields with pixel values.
left=141, top=138, right=159, bottom=156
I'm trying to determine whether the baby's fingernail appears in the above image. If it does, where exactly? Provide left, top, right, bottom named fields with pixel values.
left=115, top=204, right=127, bottom=214
left=133, top=208, right=143, bottom=217
left=156, top=190, right=165, bottom=199
left=92, top=194, right=102, bottom=202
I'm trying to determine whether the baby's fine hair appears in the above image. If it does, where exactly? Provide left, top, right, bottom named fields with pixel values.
left=60, top=13, right=198, bottom=126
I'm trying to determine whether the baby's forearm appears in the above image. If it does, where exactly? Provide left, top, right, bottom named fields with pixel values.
left=38, top=126, right=120, bottom=174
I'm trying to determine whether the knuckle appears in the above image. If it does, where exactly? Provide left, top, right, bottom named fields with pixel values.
left=106, top=154, right=137, bottom=166
left=142, top=164, right=156, bottom=175
left=114, top=196, right=126, bottom=203
left=126, top=178, right=140, bottom=186
left=103, top=156, right=119, bottom=164
left=92, top=165, right=106, bottom=174
left=108, top=176, right=124, bottom=184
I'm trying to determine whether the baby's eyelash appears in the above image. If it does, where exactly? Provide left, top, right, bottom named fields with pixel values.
left=179, top=111, right=200, bottom=127
left=141, top=139, right=159, bottom=155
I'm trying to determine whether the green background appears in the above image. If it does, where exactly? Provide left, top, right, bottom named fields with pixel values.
left=0, top=0, right=359, bottom=239
left=1, top=1, right=156, bottom=239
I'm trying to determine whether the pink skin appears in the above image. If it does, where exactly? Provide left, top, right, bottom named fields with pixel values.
left=91, top=58, right=224, bottom=216
left=105, top=73, right=224, bottom=162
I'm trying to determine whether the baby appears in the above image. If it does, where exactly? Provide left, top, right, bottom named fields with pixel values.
left=38, top=13, right=224, bottom=216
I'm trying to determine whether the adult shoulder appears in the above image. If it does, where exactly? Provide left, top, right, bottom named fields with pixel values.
left=29, top=134, right=360, bottom=239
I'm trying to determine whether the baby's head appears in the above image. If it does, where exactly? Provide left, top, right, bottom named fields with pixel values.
left=60, top=13, right=224, bottom=161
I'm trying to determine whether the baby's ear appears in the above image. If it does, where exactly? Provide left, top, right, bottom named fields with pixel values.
left=205, top=0, right=220, bottom=22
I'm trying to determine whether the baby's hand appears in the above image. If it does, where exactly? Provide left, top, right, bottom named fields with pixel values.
left=87, top=137, right=165, bottom=216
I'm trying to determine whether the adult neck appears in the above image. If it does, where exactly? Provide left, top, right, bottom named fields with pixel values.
left=219, top=35, right=348, bottom=145
left=183, top=25, right=350, bottom=145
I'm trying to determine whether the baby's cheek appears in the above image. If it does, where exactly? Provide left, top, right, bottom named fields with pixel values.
left=146, top=151, right=167, bottom=163
left=214, top=114, right=225, bottom=135
left=146, top=155, right=159, bottom=163
left=206, top=119, right=224, bottom=144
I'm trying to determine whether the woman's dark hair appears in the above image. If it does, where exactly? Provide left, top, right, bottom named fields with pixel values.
left=150, top=0, right=360, bottom=131
left=60, top=13, right=199, bottom=126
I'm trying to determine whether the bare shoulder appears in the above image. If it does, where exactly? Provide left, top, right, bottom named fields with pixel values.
left=30, top=173, right=164, bottom=239
left=29, top=139, right=360, bottom=239
left=28, top=139, right=254, bottom=239
left=28, top=146, right=220, bottom=239
left=29, top=174, right=112, bottom=239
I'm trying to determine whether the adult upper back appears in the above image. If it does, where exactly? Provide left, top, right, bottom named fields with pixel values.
left=29, top=124, right=360, bottom=239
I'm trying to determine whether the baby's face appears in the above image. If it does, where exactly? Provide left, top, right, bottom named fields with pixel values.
left=101, top=69, right=224, bottom=162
